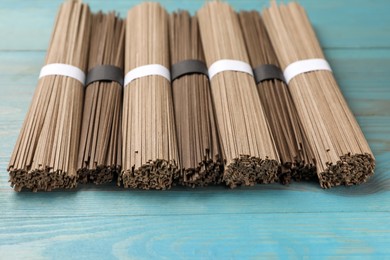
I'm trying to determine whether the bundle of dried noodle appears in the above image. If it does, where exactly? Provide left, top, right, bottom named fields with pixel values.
left=169, top=11, right=222, bottom=187
left=239, top=11, right=316, bottom=183
left=8, top=0, right=91, bottom=191
left=77, top=12, right=124, bottom=184
left=197, top=2, right=280, bottom=188
left=263, top=2, right=375, bottom=188
left=120, top=3, right=179, bottom=190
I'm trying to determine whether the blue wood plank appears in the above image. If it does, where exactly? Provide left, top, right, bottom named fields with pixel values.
left=0, top=172, right=389, bottom=217
left=0, top=213, right=389, bottom=258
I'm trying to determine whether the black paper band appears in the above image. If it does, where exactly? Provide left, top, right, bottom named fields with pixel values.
left=85, top=65, right=124, bottom=87
left=171, top=60, right=208, bottom=81
left=253, top=64, right=286, bottom=84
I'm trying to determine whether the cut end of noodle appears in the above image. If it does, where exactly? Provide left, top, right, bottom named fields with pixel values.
left=289, top=162, right=317, bottom=183
left=9, top=169, right=77, bottom=192
left=77, top=166, right=119, bottom=185
left=223, top=155, right=279, bottom=188
left=178, top=155, right=224, bottom=188
left=320, top=153, right=375, bottom=188
left=119, top=159, right=178, bottom=190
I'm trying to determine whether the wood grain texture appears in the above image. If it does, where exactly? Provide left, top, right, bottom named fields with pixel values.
left=1, top=213, right=390, bottom=259
left=0, top=0, right=389, bottom=258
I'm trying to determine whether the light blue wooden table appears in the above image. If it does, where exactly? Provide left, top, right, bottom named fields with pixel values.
left=1, top=0, right=389, bottom=258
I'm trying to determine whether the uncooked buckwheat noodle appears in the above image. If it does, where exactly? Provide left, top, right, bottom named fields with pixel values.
left=120, top=2, right=179, bottom=190
left=169, top=11, right=223, bottom=187
left=239, top=11, right=316, bottom=184
left=77, top=12, right=124, bottom=185
left=197, top=1, right=280, bottom=188
left=262, top=2, right=375, bottom=188
left=8, top=0, right=91, bottom=191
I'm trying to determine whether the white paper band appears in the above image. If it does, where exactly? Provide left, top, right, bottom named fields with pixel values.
left=124, top=64, right=171, bottom=86
left=283, top=58, right=332, bottom=83
left=208, top=59, right=253, bottom=79
left=39, top=63, right=86, bottom=84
